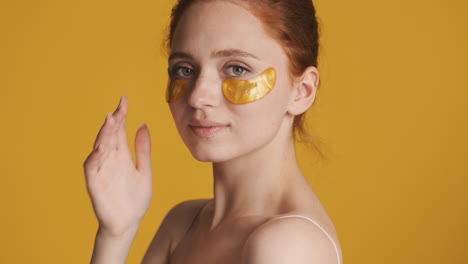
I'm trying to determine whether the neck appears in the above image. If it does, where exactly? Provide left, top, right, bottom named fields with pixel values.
left=209, top=130, right=304, bottom=229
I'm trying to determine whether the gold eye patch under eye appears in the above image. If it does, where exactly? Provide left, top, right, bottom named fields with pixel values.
left=222, top=67, right=276, bottom=104
left=166, top=67, right=277, bottom=104
left=166, top=79, right=188, bottom=103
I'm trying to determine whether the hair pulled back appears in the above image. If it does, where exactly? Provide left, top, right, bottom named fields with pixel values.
left=167, top=0, right=320, bottom=142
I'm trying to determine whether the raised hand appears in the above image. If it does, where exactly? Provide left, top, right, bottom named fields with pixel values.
left=84, top=96, right=153, bottom=238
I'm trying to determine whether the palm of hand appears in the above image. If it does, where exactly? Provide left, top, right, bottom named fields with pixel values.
left=83, top=96, right=153, bottom=237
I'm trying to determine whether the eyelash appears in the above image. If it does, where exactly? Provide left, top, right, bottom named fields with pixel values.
left=169, top=64, right=251, bottom=79
left=226, top=65, right=250, bottom=77
left=171, top=66, right=194, bottom=78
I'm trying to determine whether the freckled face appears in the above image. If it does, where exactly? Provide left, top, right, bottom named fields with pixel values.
left=168, top=1, right=294, bottom=162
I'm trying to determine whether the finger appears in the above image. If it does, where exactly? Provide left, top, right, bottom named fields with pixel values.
left=93, top=112, right=117, bottom=151
left=113, top=96, right=129, bottom=150
left=93, top=96, right=126, bottom=151
left=135, top=124, right=152, bottom=176
left=112, top=95, right=128, bottom=121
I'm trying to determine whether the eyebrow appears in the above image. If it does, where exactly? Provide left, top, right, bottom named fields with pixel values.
left=212, top=49, right=259, bottom=60
left=168, top=49, right=259, bottom=62
left=168, top=52, right=193, bottom=62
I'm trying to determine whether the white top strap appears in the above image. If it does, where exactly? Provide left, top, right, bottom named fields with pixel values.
left=271, top=215, right=341, bottom=264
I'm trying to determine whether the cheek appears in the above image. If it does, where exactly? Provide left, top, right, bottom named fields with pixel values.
left=166, top=79, right=189, bottom=103
left=169, top=103, right=186, bottom=132
left=232, top=106, right=285, bottom=150
left=232, top=86, right=289, bottom=134
left=222, top=67, right=276, bottom=104
left=231, top=68, right=291, bottom=124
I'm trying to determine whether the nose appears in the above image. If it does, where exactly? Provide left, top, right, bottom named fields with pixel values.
left=187, top=72, right=222, bottom=109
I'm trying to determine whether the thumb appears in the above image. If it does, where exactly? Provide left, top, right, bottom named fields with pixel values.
left=135, top=123, right=152, bottom=176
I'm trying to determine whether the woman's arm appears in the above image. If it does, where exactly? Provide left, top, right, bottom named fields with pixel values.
left=83, top=96, right=153, bottom=264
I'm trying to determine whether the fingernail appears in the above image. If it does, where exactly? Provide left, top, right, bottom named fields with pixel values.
left=140, top=123, right=147, bottom=128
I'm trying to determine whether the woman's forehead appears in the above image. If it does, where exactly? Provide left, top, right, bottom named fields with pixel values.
left=170, top=1, right=283, bottom=61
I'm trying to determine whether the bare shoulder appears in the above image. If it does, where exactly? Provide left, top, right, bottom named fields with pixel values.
left=165, top=199, right=209, bottom=227
left=241, top=216, right=341, bottom=264
left=142, top=199, right=209, bottom=264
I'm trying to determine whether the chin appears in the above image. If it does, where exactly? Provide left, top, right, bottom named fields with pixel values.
left=183, top=140, right=239, bottom=163
left=188, top=147, right=232, bottom=163
left=191, top=154, right=217, bottom=163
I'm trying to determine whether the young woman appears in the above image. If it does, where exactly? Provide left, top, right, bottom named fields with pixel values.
left=84, top=0, right=342, bottom=263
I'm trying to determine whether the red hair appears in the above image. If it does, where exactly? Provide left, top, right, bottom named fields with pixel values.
left=167, top=0, right=320, bottom=142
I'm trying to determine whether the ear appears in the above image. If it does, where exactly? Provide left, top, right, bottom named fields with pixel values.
left=287, top=66, right=319, bottom=116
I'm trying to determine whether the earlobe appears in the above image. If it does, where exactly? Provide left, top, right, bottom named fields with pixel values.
left=287, top=66, right=319, bottom=115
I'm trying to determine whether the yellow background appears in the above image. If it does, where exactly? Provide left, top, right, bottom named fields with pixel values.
left=1, top=0, right=467, bottom=263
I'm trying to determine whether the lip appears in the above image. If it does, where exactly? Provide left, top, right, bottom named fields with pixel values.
left=188, top=120, right=229, bottom=138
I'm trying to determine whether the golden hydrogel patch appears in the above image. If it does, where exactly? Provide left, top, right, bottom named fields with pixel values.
left=166, top=67, right=276, bottom=104
left=222, top=67, right=276, bottom=104
left=166, top=79, right=188, bottom=103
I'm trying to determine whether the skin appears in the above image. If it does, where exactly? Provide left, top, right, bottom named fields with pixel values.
left=84, top=1, right=341, bottom=264
left=168, top=67, right=276, bottom=104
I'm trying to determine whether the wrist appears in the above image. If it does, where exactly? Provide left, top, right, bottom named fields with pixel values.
left=91, top=225, right=141, bottom=264
left=97, top=224, right=140, bottom=241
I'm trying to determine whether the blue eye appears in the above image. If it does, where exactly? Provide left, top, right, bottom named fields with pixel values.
left=173, top=67, right=194, bottom=77
left=227, top=65, right=248, bottom=76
